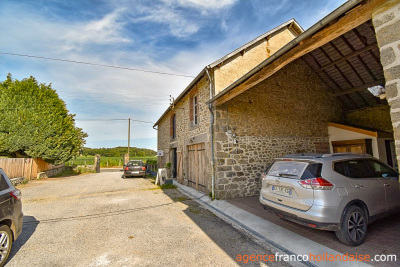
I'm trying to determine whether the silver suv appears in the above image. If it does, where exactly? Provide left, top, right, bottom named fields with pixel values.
left=259, top=153, right=400, bottom=246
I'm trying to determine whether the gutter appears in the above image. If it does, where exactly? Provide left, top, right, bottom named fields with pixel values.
left=207, top=0, right=363, bottom=105
left=205, top=68, right=215, bottom=199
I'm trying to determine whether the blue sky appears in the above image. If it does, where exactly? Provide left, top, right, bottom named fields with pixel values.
left=0, top=0, right=346, bottom=151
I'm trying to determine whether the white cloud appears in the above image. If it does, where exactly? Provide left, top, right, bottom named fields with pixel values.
left=0, top=0, right=249, bottom=149
left=164, top=0, right=238, bottom=10
left=61, top=9, right=131, bottom=51
left=133, top=7, right=199, bottom=38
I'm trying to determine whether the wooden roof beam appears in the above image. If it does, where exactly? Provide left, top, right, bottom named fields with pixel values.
left=317, top=42, right=377, bottom=72
left=214, top=0, right=386, bottom=106
left=333, top=79, right=385, bottom=96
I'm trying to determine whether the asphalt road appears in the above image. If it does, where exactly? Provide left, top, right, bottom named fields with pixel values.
left=7, top=170, right=289, bottom=267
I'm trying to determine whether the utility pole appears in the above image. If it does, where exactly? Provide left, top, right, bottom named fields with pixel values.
left=128, top=118, right=131, bottom=160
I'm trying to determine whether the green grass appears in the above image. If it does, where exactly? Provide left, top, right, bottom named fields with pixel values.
left=53, top=168, right=78, bottom=177
left=66, top=156, right=157, bottom=168
left=160, top=184, right=177, bottom=189
left=52, top=166, right=96, bottom=177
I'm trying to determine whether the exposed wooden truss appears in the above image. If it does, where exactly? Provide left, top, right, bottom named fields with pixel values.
left=214, top=0, right=387, bottom=108
left=303, top=20, right=386, bottom=110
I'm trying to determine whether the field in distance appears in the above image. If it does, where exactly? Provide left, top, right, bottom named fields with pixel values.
left=66, top=156, right=157, bottom=168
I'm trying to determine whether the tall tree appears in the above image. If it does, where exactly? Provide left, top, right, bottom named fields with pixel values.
left=0, top=74, right=88, bottom=164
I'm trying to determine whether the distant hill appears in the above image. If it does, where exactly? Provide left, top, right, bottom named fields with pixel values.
left=81, top=147, right=156, bottom=157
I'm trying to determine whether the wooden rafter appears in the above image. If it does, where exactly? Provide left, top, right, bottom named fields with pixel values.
left=333, top=79, right=385, bottom=96
left=353, top=28, right=380, bottom=64
left=316, top=42, right=377, bottom=72
left=214, top=0, right=386, bottom=106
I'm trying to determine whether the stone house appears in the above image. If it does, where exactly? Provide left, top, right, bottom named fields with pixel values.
left=155, top=0, right=400, bottom=199
left=154, top=19, right=303, bottom=194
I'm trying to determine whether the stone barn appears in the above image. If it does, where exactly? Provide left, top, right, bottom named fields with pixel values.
left=155, top=0, right=400, bottom=199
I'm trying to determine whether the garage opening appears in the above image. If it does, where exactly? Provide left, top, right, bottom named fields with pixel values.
left=301, top=20, right=393, bottom=164
left=213, top=19, right=393, bottom=200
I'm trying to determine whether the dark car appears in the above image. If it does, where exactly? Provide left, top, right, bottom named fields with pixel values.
left=123, top=160, right=146, bottom=178
left=0, top=168, right=23, bottom=266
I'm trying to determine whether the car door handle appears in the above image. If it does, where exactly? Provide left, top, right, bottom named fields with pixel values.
left=354, top=184, right=364, bottom=188
left=384, top=183, right=390, bottom=187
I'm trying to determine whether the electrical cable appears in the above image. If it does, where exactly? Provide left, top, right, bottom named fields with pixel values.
left=0, top=52, right=195, bottom=78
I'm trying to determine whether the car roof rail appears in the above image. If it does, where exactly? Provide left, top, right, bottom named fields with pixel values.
left=283, top=153, right=324, bottom=158
left=321, top=153, right=371, bottom=158
left=282, top=153, right=372, bottom=159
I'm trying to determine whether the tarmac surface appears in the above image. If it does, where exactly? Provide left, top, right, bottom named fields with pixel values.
left=8, top=170, right=288, bottom=267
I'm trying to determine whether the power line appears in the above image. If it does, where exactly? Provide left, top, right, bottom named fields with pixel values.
left=0, top=52, right=196, bottom=78
left=75, top=119, right=154, bottom=124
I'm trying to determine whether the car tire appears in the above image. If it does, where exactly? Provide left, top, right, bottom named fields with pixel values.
left=0, top=225, right=13, bottom=267
left=335, top=206, right=367, bottom=246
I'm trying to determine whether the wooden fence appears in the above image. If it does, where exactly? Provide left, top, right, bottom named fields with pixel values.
left=0, top=158, right=55, bottom=179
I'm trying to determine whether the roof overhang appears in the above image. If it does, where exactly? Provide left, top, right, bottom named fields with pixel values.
left=207, top=0, right=386, bottom=106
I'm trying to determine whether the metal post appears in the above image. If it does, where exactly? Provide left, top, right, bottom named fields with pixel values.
left=128, top=118, right=131, bottom=160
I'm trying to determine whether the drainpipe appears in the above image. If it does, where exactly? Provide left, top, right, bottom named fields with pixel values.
left=205, top=68, right=215, bottom=199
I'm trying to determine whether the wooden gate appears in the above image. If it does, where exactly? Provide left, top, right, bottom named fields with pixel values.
left=188, top=143, right=206, bottom=192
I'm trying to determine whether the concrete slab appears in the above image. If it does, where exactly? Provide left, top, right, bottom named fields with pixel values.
left=174, top=180, right=371, bottom=267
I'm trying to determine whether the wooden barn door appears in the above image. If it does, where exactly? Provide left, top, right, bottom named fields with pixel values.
left=188, top=143, right=206, bottom=192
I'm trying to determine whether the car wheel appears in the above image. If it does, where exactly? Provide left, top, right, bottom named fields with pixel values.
left=0, top=225, right=13, bottom=267
left=335, top=206, right=367, bottom=246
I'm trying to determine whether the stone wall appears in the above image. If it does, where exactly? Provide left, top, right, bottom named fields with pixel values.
left=156, top=76, right=211, bottom=190
left=372, top=0, right=400, bottom=166
left=214, top=59, right=343, bottom=199
left=157, top=115, right=171, bottom=168
left=345, top=105, right=393, bottom=132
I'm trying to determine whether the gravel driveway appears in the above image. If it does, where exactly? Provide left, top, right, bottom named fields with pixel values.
left=7, top=170, right=287, bottom=267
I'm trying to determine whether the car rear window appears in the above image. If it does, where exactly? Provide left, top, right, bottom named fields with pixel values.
left=267, top=161, right=308, bottom=178
left=333, top=161, right=346, bottom=176
left=301, top=163, right=322, bottom=179
left=127, top=161, right=143, bottom=166
left=0, top=174, right=10, bottom=191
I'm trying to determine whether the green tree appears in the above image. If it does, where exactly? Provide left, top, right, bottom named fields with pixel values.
left=0, top=74, right=88, bottom=164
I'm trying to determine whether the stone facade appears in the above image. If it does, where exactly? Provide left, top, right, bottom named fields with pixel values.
left=345, top=105, right=393, bottom=132
left=156, top=2, right=400, bottom=199
left=372, top=0, right=400, bottom=166
left=213, top=59, right=342, bottom=199
left=156, top=76, right=212, bottom=190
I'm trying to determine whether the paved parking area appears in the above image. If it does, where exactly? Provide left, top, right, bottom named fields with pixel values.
left=8, top=171, right=288, bottom=267
left=227, top=196, right=400, bottom=267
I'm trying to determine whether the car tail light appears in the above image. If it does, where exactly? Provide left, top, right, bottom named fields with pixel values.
left=10, top=189, right=21, bottom=200
left=142, top=166, right=146, bottom=171
left=125, top=167, right=129, bottom=171
left=306, top=223, right=317, bottom=228
left=298, top=178, right=333, bottom=190
left=261, top=172, right=266, bottom=180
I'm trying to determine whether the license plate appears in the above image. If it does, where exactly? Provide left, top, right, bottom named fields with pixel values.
left=271, top=185, right=292, bottom=195
left=131, top=171, right=139, bottom=174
